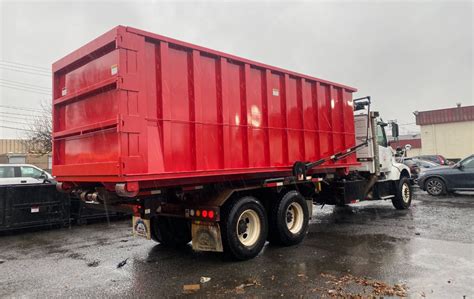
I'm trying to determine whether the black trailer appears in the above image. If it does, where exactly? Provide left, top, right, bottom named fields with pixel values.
left=0, top=184, right=70, bottom=231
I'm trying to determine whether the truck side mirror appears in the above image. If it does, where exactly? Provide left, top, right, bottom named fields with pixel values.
left=391, top=123, right=399, bottom=138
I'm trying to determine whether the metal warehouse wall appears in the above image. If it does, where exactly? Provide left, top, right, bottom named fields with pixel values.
left=0, top=139, right=28, bottom=154
left=420, top=121, right=474, bottom=159
left=0, top=139, right=52, bottom=171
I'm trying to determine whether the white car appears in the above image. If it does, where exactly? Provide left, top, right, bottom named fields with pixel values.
left=0, top=164, right=55, bottom=185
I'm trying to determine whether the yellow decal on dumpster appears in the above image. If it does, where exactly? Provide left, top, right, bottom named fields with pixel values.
left=132, top=216, right=151, bottom=240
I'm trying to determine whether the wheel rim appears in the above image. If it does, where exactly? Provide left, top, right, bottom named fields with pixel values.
left=402, top=183, right=411, bottom=203
left=286, top=202, right=304, bottom=234
left=426, top=179, right=442, bottom=195
left=236, top=209, right=261, bottom=247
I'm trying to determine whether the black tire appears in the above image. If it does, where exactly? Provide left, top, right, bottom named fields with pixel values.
left=392, top=177, right=412, bottom=210
left=150, top=216, right=191, bottom=247
left=425, top=177, right=446, bottom=196
left=220, top=196, right=268, bottom=260
left=268, top=191, right=309, bottom=246
left=76, top=218, right=86, bottom=226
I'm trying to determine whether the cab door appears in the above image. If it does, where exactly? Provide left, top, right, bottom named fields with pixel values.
left=452, top=156, right=474, bottom=189
left=0, top=166, right=20, bottom=185
left=20, top=166, right=45, bottom=184
left=376, top=124, right=392, bottom=173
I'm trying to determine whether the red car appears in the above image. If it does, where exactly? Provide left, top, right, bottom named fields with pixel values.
left=411, top=155, right=453, bottom=166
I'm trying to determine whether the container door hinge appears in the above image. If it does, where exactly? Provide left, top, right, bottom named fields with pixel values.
left=118, top=115, right=145, bottom=133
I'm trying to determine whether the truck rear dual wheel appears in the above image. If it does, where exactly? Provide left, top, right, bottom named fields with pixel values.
left=150, top=216, right=192, bottom=247
left=268, top=191, right=309, bottom=246
left=391, top=177, right=412, bottom=210
left=220, top=196, right=268, bottom=260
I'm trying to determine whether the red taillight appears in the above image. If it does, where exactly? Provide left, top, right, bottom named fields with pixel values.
left=132, top=205, right=141, bottom=216
left=202, top=210, right=208, bottom=218
left=208, top=210, right=214, bottom=219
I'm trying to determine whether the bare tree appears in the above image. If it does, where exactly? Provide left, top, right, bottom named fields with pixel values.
left=24, top=100, right=52, bottom=155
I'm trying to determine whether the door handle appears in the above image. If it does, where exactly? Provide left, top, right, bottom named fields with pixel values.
left=20, top=180, right=27, bottom=183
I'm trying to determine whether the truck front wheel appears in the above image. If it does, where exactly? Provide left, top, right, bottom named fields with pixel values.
left=391, top=177, right=412, bottom=210
left=268, top=190, right=309, bottom=246
left=150, top=216, right=192, bottom=247
left=221, top=196, right=268, bottom=260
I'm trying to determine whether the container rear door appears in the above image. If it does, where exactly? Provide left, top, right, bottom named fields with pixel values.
left=52, top=27, right=147, bottom=178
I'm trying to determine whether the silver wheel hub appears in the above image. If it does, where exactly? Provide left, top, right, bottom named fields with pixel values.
left=427, top=179, right=442, bottom=195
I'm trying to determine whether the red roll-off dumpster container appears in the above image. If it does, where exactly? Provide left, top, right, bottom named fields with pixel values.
left=52, top=26, right=358, bottom=188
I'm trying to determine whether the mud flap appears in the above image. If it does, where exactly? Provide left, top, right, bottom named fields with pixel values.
left=191, top=221, right=223, bottom=252
left=306, top=200, right=313, bottom=219
left=132, top=216, right=151, bottom=240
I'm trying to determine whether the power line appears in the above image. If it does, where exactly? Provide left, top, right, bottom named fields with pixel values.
left=0, top=83, right=51, bottom=95
left=0, top=82, right=52, bottom=94
left=0, top=78, right=50, bottom=91
left=0, top=65, right=51, bottom=77
left=0, top=63, right=50, bottom=75
left=0, top=104, right=43, bottom=113
left=0, top=118, right=33, bottom=126
left=0, top=60, right=50, bottom=72
left=0, top=125, right=36, bottom=132
left=0, top=82, right=51, bottom=94
left=0, top=114, right=38, bottom=121
left=0, top=111, right=43, bottom=118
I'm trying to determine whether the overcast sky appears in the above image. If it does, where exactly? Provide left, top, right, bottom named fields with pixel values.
left=0, top=0, right=472, bottom=138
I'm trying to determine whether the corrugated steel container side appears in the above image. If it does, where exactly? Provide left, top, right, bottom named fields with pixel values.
left=52, top=26, right=358, bottom=186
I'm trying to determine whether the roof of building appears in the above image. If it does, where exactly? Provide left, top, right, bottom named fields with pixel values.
left=415, top=105, right=474, bottom=126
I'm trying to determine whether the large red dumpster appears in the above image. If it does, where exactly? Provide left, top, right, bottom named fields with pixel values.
left=52, top=26, right=358, bottom=188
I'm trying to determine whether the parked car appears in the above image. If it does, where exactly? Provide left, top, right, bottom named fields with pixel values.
left=418, top=154, right=474, bottom=195
left=411, top=155, right=453, bottom=165
left=402, top=158, right=440, bottom=180
left=0, top=164, right=55, bottom=185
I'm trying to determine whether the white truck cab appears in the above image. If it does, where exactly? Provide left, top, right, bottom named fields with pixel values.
left=353, top=113, right=411, bottom=181
left=0, top=164, right=54, bottom=186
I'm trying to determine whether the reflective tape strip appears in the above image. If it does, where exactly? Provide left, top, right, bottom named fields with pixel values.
left=265, top=181, right=284, bottom=188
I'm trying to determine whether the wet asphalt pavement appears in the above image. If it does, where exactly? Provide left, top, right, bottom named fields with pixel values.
left=0, top=189, right=473, bottom=298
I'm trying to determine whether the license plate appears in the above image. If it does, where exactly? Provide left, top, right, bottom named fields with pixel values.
left=31, top=207, right=39, bottom=213
left=132, top=216, right=151, bottom=240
